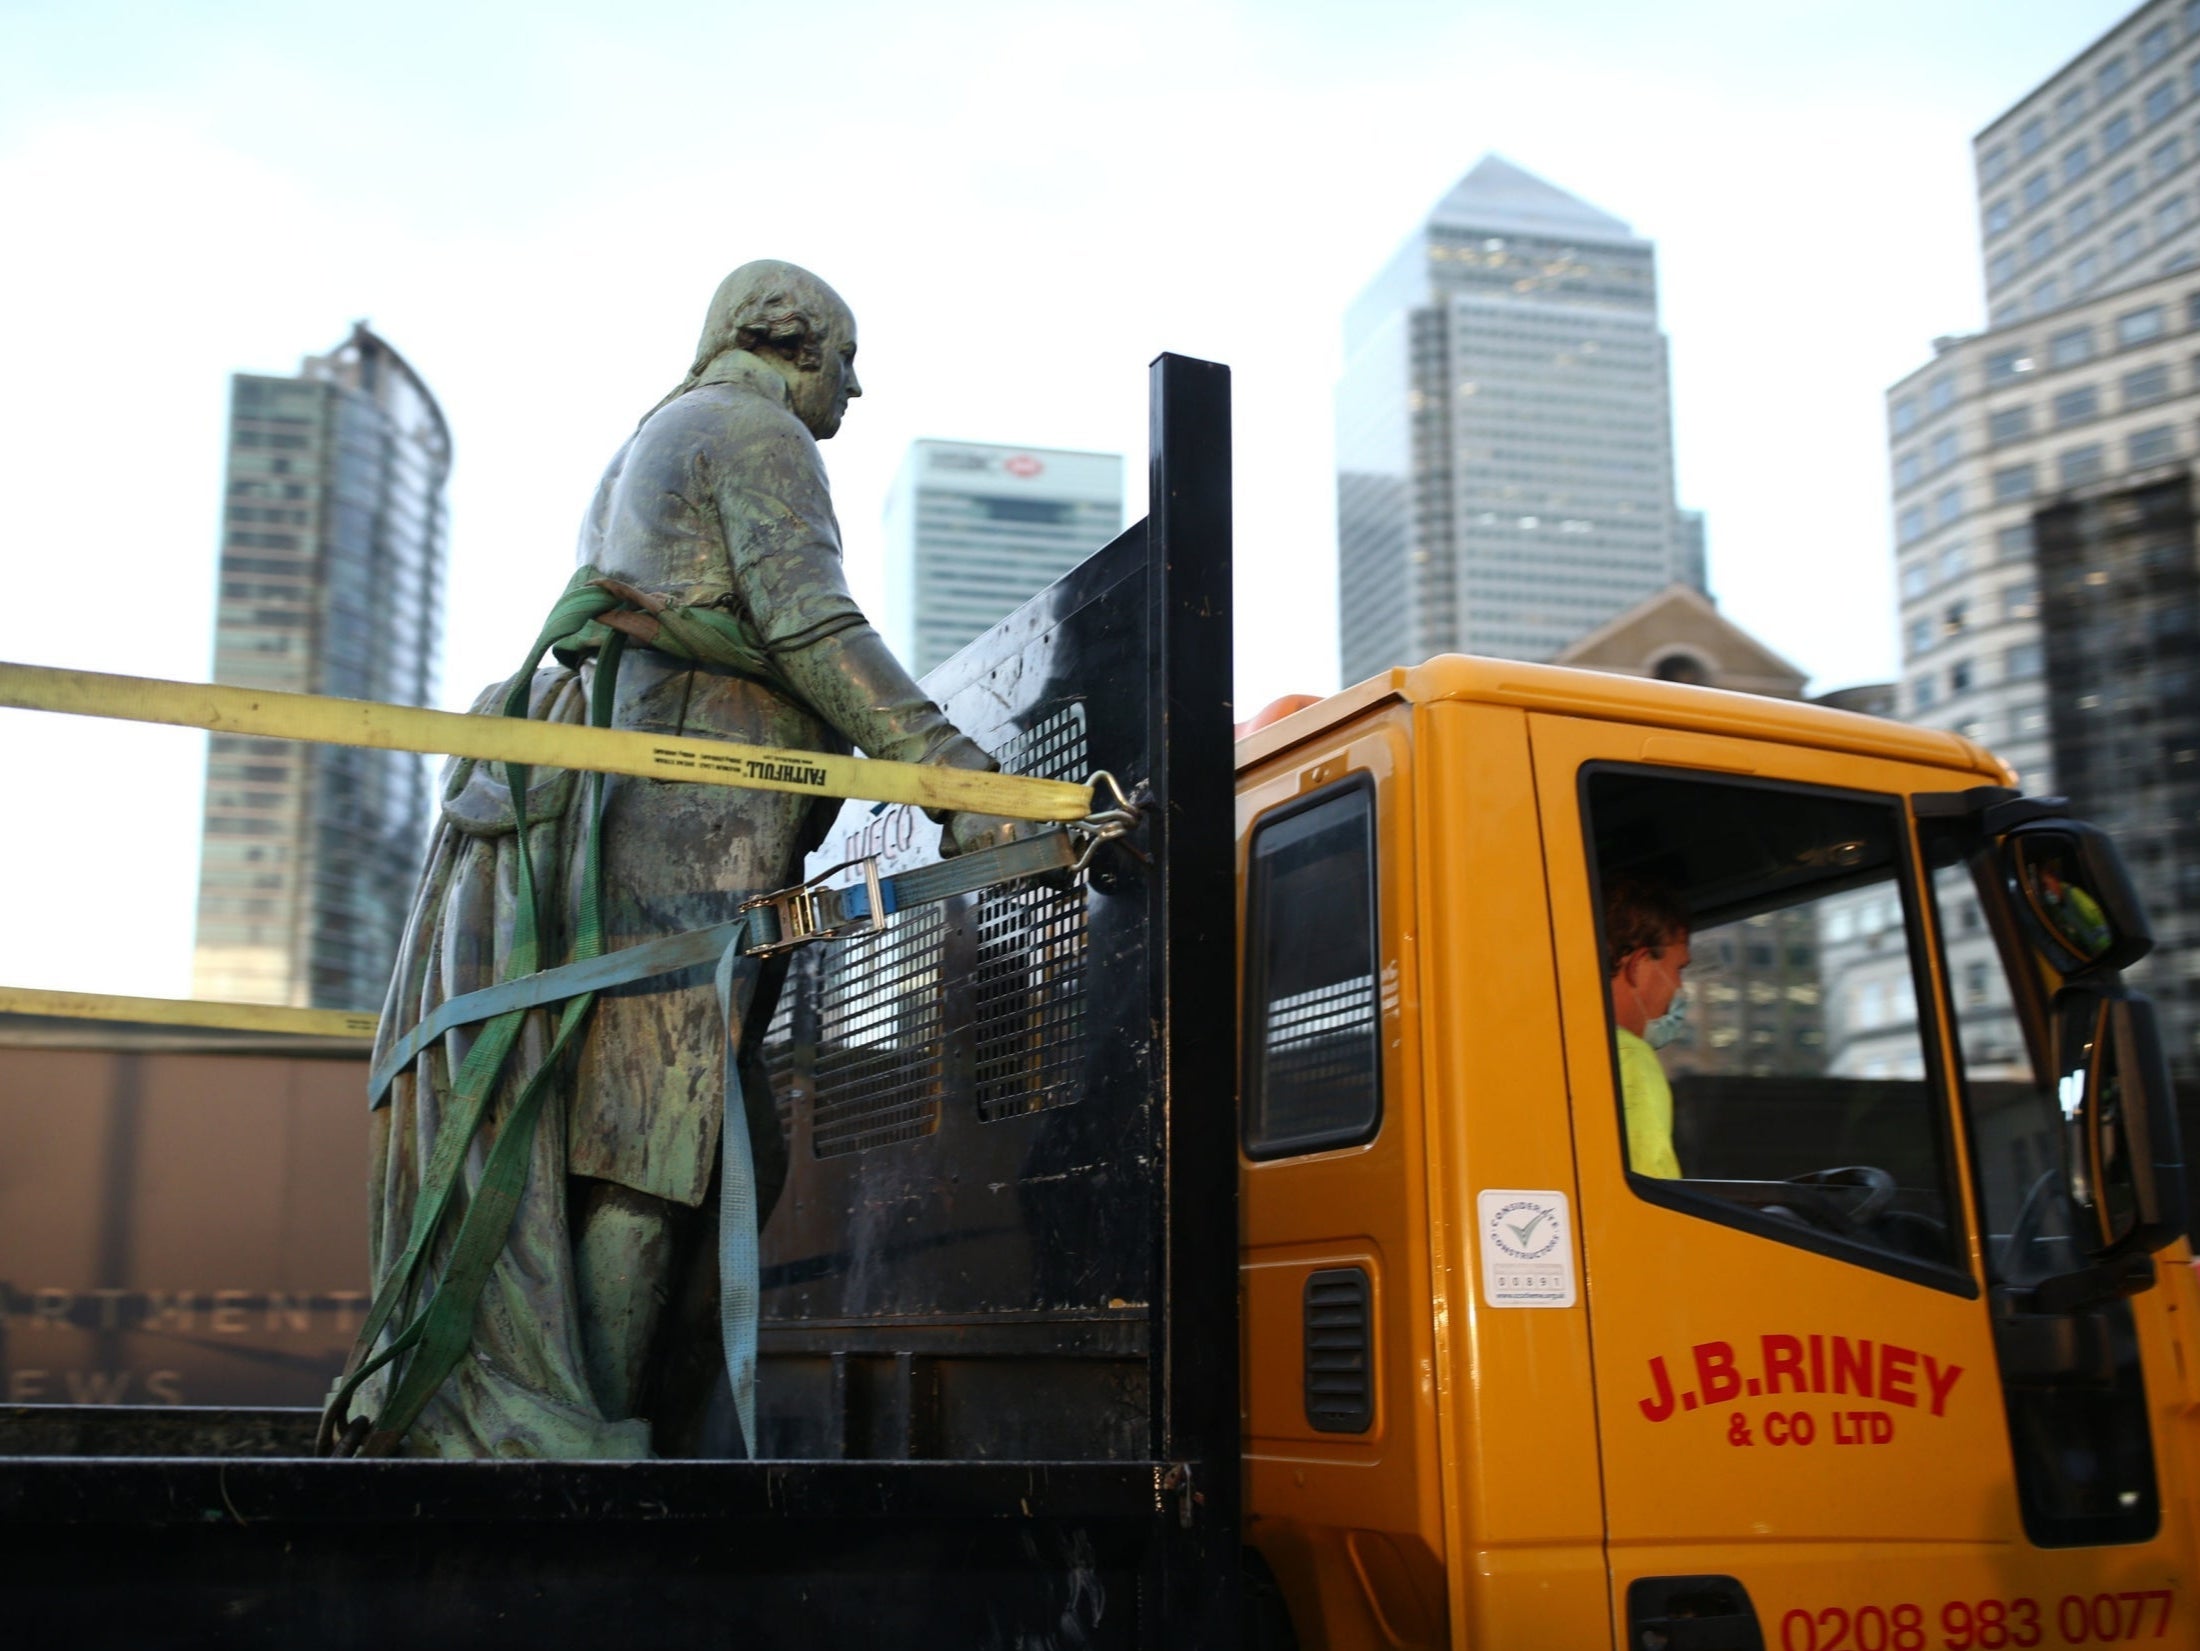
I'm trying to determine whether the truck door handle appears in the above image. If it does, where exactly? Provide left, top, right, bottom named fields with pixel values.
left=1625, top=1575, right=1766, bottom=1651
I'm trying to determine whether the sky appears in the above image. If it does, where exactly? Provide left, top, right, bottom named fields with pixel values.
left=0, top=0, right=2142, bottom=998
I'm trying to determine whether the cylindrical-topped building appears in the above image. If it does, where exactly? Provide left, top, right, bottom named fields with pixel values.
left=190, top=323, right=450, bottom=1010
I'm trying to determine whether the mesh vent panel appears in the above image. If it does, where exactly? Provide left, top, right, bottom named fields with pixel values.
left=761, top=959, right=803, bottom=1147
left=811, top=905, right=945, bottom=1156
left=989, top=702, right=1088, bottom=784
left=975, top=704, right=1089, bottom=1122
left=755, top=700, right=1093, bottom=1156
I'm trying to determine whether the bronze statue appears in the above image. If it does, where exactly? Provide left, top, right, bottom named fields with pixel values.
left=345, top=262, right=1015, bottom=1457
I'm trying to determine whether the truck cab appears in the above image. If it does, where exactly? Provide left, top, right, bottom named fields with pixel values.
left=1237, top=657, right=2200, bottom=1649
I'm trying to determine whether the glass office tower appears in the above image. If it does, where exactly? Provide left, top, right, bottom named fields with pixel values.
left=1336, top=154, right=1701, bottom=682
left=190, top=324, right=450, bottom=1010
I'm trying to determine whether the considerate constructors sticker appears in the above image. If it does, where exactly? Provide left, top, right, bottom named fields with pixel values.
left=1478, top=1189, right=1577, bottom=1308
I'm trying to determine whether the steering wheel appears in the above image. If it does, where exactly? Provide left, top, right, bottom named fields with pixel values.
left=1781, top=1165, right=1898, bottom=1234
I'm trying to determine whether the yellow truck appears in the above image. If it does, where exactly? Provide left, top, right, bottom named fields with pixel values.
left=2, top=354, right=2190, bottom=1648
left=1234, top=657, right=2195, bottom=1649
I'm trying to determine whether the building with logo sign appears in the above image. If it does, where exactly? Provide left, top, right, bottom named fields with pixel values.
left=189, top=324, right=449, bottom=1010
left=885, top=440, right=1123, bottom=675
left=1335, top=154, right=1706, bottom=682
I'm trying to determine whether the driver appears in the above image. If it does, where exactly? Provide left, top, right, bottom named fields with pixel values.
left=1603, top=877, right=1691, bottom=1179
left=2036, top=863, right=2112, bottom=959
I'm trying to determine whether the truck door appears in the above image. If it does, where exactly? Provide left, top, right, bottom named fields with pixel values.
left=1528, top=716, right=2198, bottom=1650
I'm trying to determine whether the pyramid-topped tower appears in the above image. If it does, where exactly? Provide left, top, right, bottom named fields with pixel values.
left=1337, top=155, right=1702, bottom=678
left=1429, top=154, right=1637, bottom=243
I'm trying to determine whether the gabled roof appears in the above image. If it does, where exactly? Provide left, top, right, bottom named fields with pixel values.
left=1429, top=154, right=1638, bottom=245
left=1553, top=583, right=1808, bottom=695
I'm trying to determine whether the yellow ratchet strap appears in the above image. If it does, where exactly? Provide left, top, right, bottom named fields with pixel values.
left=0, top=661, right=1095, bottom=823
left=0, top=985, right=376, bottom=1040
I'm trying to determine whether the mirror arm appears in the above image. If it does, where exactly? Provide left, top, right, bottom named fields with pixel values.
left=2003, top=1252, right=2158, bottom=1316
left=1978, top=795, right=2074, bottom=835
left=1904, top=786, right=2085, bottom=838
left=1911, top=784, right=2025, bottom=822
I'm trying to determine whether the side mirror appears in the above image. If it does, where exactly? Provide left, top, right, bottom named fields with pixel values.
left=2004, top=823, right=2152, bottom=977
left=2053, top=986, right=2184, bottom=1261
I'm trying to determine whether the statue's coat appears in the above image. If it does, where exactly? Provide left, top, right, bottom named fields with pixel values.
left=361, top=338, right=989, bottom=1457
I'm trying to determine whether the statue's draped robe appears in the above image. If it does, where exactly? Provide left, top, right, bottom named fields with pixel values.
left=361, top=353, right=989, bottom=1457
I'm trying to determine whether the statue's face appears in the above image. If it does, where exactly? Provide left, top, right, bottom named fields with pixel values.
left=786, top=304, right=862, bottom=440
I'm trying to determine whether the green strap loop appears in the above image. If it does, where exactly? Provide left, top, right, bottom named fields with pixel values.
left=321, top=592, right=627, bottom=1457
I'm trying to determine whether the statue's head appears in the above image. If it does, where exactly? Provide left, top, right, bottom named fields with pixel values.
left=692, top=260, right=862, bottom=439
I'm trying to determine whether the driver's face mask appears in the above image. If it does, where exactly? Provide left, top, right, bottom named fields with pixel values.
left=1632, top=951, right=1690, bottom=1049
left=1645, top=979, right=1690, bottom=1049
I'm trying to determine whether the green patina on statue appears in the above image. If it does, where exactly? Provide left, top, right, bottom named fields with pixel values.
left=344, top=263, right=1014, bottom=1458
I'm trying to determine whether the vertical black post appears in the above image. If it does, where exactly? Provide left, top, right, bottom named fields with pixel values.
left=1145, top=352, right=1240, bottom=1646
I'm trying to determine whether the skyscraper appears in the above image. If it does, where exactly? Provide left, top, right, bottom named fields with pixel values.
left=1335, top=154, right=1702, bottom=682
left=190, top=324, right=450, bottom=1010
left=1885, top=0, right=2200, bottom=1076
left=885, top=440, right=1123, bottom=676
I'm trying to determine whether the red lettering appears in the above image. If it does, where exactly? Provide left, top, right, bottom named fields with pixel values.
left=1829, top=1409, right=1892, bottom=1444
left=1639, top=1355, right=1677, bottom=1422
left=1693, top=1340, right=1742, bottom=1404
left=1762, top=1333, right=1808, bottom=1395
left=1924, top=1355, right=1963, bottom=1417
left=1766, top=1409, right=1816, bottom=1446
left=1880, top=1343, right=1919, bottom=1408
left=1808, top=1332, right=1827, bottom=1393
left=1831, top=1336, right=1874, bottom=1397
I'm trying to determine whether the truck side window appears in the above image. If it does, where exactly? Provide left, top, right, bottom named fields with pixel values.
left=1244, top=778, right=1381, bottom=1157
left=1587, top=768, right=1970, bottom=1292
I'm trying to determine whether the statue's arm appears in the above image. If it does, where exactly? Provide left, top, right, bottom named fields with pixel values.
left=707, top=419, right=992, bottom=778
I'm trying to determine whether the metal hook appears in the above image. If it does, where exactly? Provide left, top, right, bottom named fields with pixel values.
left=1070, top=771, right=1148, bottom=872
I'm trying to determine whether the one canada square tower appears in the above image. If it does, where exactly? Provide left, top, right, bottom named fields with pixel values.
left=1336, top=155, right=1704, bottom=680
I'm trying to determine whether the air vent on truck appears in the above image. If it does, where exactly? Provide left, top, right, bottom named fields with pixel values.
left=1304, top=1266, right=1373, bottom=1433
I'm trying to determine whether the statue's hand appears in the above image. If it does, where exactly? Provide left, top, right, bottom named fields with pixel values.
left=941, top=811, right=1031, bottom=859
